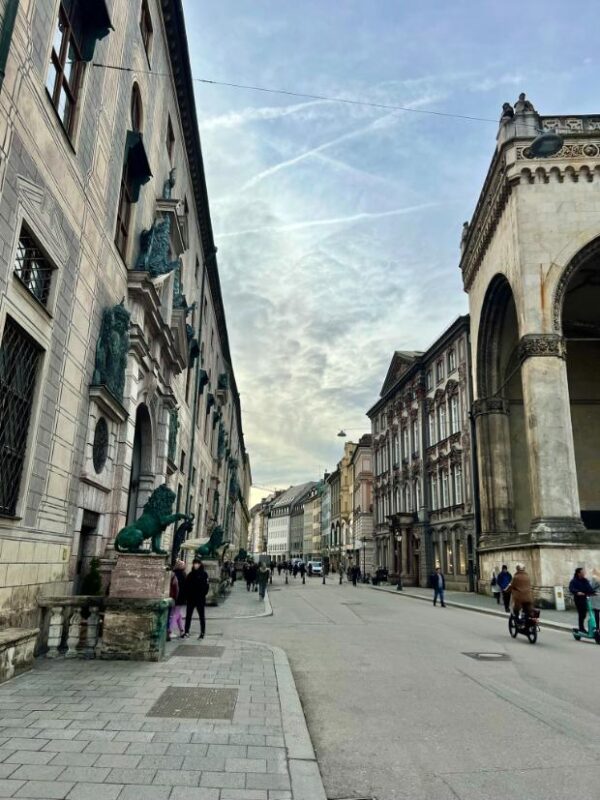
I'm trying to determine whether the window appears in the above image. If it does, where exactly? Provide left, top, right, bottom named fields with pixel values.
left=441, top=470, right=449, bottom=507
left=0, top=318, right=42, bottom=516
left=426, top=369, right=433, bottom=391
left=180, top=449, right=186, bottom=473
left=450, top=395, right=460, bottom=434
left=195, top=256, right=200, bottom=284
left=430, top=474, right=438, bottom=510
left=46, top=2, right=83, bottom=136
left=140, top=0, right=153, bottom=60
left=415, top=480, right=421, bottom=511
left=13, top=226, right=56, bottom=307
left=131, top=84, right=143, bottom=132
left=436, top=359, right=444, bottom=383
left=446, top=538, right=454, bottom=573
left=457, top=537, right=467, bottom=575
left=115, top=85, right=146, bottom=259
left=402, top=427, right=409, bottom=460
left=166, top=115, right=175, bottom=162
left=447, top=349, right=456, bottom=373
left=438, top=404, right=447, bottom=440
left=428, top=413, right=436, bottom=446
left=393, top=435, right=399, bottom=465
left=412, top=420, right=419, bottom=454
left=453, top=464, right=463, bottom=505
left=115, top=160, right=134, bottom=258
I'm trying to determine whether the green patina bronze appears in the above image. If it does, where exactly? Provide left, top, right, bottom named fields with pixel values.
left=114, top=485, right=192, bottom=555
left=234, top=548, right=248, bottom=562
left=195, top=525, right=229, bottom=559
left=167, top=409, right=179, bottom=463
left=136, top=216, right=180, bottom=278
left=92, top=302, right=130, bottom=403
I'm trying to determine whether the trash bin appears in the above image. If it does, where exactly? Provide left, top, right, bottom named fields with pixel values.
left=554, top=585, right=565, bottom=611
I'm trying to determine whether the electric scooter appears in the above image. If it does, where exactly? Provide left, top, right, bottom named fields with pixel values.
left=572, top=598, right=600, bottom=644
left=508, top=608, right=540, bottom=644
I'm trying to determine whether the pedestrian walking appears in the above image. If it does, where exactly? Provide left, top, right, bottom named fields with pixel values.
left=167, top=568, right=179, bottom=641
left=277, top=562, right=282, bottom=576
left=351, top=564, right=360, bottom=587
left=230, top=562, right=237, bottom=585
left=430, top=567, right=446, bottom=607
left=245, top=562, right=253, bottom=591
left=257, top=562, right=269, bottom=599
left=569, top=567, right=595, bottom=633
left=508, top=564, right=533, bottom=619
left=590, top=568, right=600, bottom=630
left=496, top=564, right=512, bottom=612
left=183, top=557, right=209, bottom=639
left=170, top=558, right=186, bottom=639
left=292, top=563, right=298, bottom=579
left=490, top=566, right=501, bottom=605
left=270, top=560, right=276, bottom=583
left=299, top=562, right=306, bottom=584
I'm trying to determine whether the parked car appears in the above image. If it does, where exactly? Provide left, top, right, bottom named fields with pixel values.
left=307, top=560, right=322, bottom=575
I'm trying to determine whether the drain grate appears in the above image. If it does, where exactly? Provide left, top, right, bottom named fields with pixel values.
left=463, top=652, right=510, bottom=661
left=147, top=687, right=238, bottom=720
left=171, top=645, right=224, bottom=658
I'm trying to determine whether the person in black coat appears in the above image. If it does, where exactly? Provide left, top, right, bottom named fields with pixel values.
left=183, top=557, right=209, bottom=639
left=569, top=567, right=595, bottom=633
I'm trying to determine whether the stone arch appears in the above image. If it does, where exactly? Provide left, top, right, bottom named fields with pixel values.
left=556, top=237, right=600, bottom=528
left=476, top=273, right=519, bottom=398
left=552, top=234, right=600, bottom=332
left=126, top=402, right=154, bottom=523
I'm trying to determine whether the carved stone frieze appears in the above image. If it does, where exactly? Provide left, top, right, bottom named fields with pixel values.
left=542, top=117, right=600, bottom=133
left=518, top=334, right=566, bottom=363
left=516, top=140, right=600, bottom=161
left=472, top=397, right=509, bottom=417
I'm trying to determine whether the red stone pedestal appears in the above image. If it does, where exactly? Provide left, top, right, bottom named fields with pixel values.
left=109, top=553, right=169, bottom=599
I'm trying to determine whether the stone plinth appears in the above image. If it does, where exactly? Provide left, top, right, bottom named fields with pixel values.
left=203, top=559, right=227, bottom=606
left=109, top=553, right=169, bottom=599
left=0, top=628, right=39, bottom=683
left=100, top=598, right=172, bottom=661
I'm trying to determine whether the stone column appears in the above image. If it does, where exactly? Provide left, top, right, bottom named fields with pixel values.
left=473, top=398, right=515, bottom=539
left=519, top=334, right=584, bottom=540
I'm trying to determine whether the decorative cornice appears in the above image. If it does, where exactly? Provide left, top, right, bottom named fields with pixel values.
left=472, top=397, right=509, bottom=417
left=518, top=334, right=566, bottom=363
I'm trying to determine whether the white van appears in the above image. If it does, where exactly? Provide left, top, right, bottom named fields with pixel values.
left=308, top=560, right=322, bottom=575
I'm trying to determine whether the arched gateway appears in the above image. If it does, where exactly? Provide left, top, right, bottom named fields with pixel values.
left=461, top=96, right=600, bottom=604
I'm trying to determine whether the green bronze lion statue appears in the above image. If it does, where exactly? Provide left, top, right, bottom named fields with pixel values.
left=115, top=485, right=193, bottom=556
left=195, top=525, right=230, bottom=559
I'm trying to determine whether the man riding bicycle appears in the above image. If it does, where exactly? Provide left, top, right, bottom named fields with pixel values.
left=509, top=564, right=534, bottom=620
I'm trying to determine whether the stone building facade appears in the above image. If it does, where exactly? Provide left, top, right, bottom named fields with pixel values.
left=0, top=0, right=249, bottom=630
left=367, top=317, right=476, bottom=589
left=462, top=96, right=600, bottom=603
left=266, top=482, right=314, bottom=562
left=302, top=481, right=324, bottom=561
left=328, top=442, right=356, bottom=571
left=349, top=434, right=374, bottom=576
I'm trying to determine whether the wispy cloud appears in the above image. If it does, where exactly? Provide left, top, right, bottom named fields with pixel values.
left=217, top=202, right=438, bottom=238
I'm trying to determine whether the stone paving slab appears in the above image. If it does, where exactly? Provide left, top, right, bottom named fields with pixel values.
left=0, top=619, right=324, bottom=799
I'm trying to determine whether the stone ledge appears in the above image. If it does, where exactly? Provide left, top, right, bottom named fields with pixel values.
left=0, top=626, right=39, bottom=684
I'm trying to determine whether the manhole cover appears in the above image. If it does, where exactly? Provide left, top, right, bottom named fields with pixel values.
left=171, top=645, right=224, bottom=658
left=147, top=687, right=238, bottom=720
left=463, top=652, right=510, bottom=661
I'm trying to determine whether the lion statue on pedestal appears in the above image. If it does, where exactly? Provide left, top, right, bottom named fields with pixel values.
left=115, top=484, right=193, bottom=556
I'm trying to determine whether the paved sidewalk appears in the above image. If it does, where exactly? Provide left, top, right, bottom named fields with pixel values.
left=207, top=583, right=272, bottom=621
left=0, top=607, right=324, bottom=800
left=370, top=583, right=580, bottom=630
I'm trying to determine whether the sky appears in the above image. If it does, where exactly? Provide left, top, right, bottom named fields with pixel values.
left=182, top=0, right=598, bottom=502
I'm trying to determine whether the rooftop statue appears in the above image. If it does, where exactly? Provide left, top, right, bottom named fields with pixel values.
left=114, top=484, right=193, bottom=556
left=514, top=92, right=536, bottom=114
left=92, top=302, right=130, bottom=403
left=500, top=102, right=514, bottom=124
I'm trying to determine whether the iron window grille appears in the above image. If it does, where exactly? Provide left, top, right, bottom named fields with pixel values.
left=0, top=317, right=42, bottom=516
left=13, top=227, right=56, bottom=307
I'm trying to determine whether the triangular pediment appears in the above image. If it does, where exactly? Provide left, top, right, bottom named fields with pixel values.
left=380, top=351, right=421, bottom=396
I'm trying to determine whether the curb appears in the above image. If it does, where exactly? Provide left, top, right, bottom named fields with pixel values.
left=238, top=638, right=327, bottom=800
left=369, top=584, right=575, bottom=633
left=208, top=588, right=273, bottom=621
